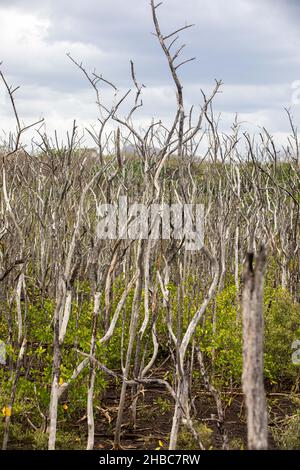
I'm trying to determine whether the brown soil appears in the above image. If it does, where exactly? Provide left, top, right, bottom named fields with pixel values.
left=83, top=381, right=298, bottom=450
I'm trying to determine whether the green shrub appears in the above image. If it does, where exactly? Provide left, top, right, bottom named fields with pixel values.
left=198, top=284, right=242, bottom=385
left=272, top=410, right=300, bottom=449
left=178, top=422, right=213, bottom=450
left=197, top=284, right=300, bottom=387
left=264, top=287, right=300, bottom=385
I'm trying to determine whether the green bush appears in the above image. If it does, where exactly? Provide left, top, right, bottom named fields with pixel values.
left=272, top=410, right=300, bottom=449
left=264, top=287, right=300, bottom=385
left=178, top=422, right=213, bottom=450
left=197, top=284, right=300, bottom=387
left=198, top=284, right=242, bottom=385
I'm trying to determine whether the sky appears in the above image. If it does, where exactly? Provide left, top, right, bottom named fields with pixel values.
left=0, top=0, right=299, bottom=149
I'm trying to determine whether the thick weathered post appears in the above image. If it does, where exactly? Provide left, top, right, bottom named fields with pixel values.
left=242, top=245, right=268, bottom=450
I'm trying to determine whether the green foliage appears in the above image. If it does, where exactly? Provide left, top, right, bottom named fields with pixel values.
left=1, top=273, right=299, bottom=449
left=0, top=420, right=84, bottom=450
left=264, top=287, right=300, bottom=384
left=196, top=283, right=300, bottom=387
left=198, top=284, right=243, bottom=385
left=229, top=437, right=245, bottom=450
left=153, top=397, right=172, bottom=415
left=178, top=422, right=213, bottom=450
left=272, top=410, right=300, bottom=450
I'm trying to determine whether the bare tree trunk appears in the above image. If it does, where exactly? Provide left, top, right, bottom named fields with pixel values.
left=281, top=259, right=288, bottom=290
left=196, top=348, right=229, bottom=449
left=48, top=302, right=62, bottom=450
left=169, top=372, right=183, bottom=450
left=87, top=291, right=101, bottom=450
left=2, top=338, right=26, bottom=450
left=242, top=245, right=268, bottom=450
left=234, top=225, right=240, bottom=314
left=114, top=241, right=144, bottom=449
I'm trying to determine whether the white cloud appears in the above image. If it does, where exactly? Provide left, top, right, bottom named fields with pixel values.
left=0, top=0, right=299, bottom=150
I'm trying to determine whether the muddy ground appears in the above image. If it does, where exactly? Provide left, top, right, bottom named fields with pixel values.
left=82, top=382, right=297, bottom=450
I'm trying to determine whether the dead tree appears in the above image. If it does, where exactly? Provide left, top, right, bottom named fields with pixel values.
left=242, top=245, right=268, bottom=450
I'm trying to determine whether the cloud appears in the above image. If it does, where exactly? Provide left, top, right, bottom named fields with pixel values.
left=0, top=0, right=299, bottom=149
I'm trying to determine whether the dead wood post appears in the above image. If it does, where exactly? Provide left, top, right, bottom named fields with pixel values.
left=242, top=245, right=268, bottom=450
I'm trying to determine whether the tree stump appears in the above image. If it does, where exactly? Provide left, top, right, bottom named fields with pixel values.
left=242, top=245, right=268, bottom=450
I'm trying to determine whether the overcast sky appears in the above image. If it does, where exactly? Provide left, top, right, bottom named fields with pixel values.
left=0, top=0, right=299, bottom=148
